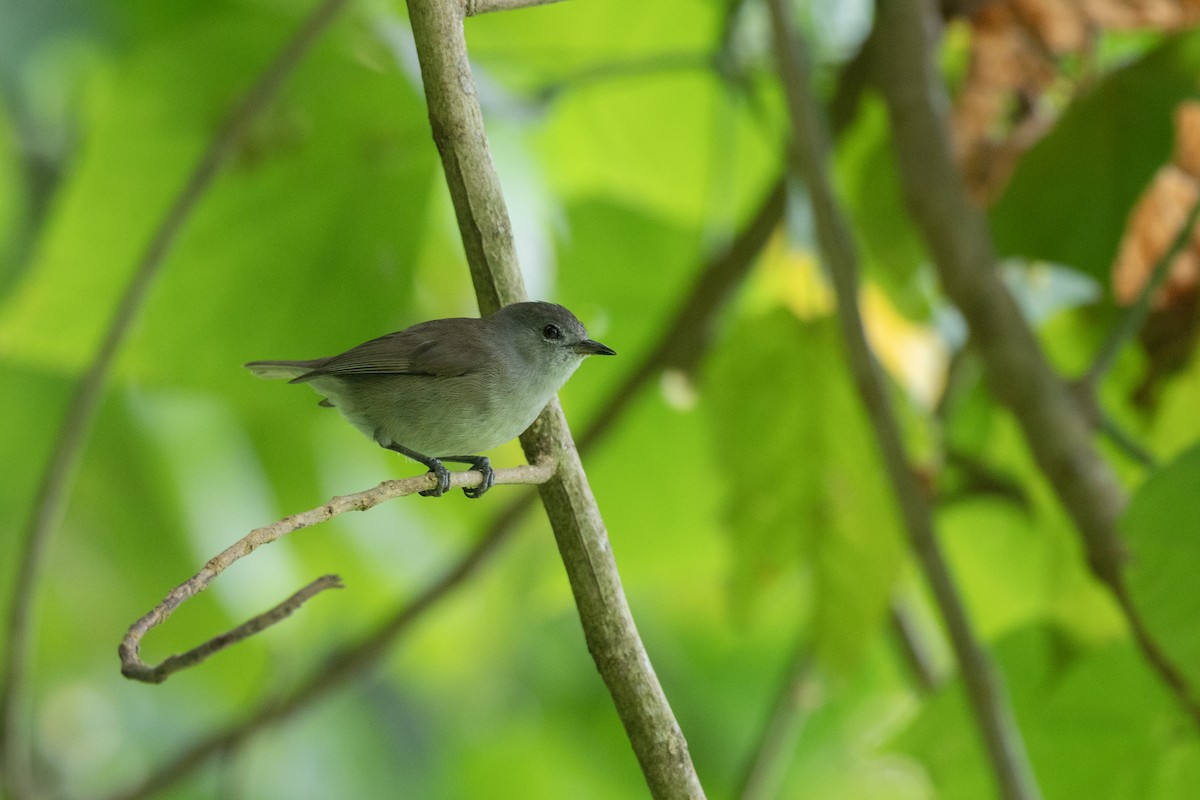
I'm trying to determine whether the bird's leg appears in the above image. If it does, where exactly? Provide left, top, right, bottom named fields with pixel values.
left=381, top=442, right=451, bottom=497
left=439, top=455, right=494, bottom=499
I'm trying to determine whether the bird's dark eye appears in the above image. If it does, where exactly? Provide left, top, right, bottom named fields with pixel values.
left=542, top=323, right=562, bottom=340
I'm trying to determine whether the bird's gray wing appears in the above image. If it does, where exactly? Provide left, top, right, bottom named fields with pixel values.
left=290, top=319, right=488, bottom=382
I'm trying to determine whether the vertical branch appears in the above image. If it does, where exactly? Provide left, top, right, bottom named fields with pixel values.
left=870, top=0, right=1200, bottom=727
left=0, top=1, right=349, bottom=796
left=765, top=2, right=1043, bottom=799
left=403, top=0, right=522, bottom=314
left=403, top=0, right=705, bottom=796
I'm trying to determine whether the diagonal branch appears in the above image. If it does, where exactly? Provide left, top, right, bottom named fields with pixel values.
left=1083, top=196, right=1200, bottom=387
left=1076, top=196, right=1200, bottom=469
left=871, top=0, right=1125, bottom=579
left=766, top=2, right=1043, bottom=799
left=118, top=462, right=551, bottom=684
left=125, top=575, right=346, bottom=685
left=734, top=639, right=817, bottom=800
left=0, top=1, right=350, bottom=796
left=404, top=0, right=705, bottom=795
left=870, top=0, right=1200, bottom=728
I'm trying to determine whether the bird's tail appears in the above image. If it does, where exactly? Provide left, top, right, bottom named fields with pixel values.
left=244, top=359, right=320, bottom=380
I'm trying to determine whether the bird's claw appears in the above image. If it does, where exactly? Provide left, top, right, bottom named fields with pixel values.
left=462, top=458, right=494, bottom=499
left=418, top=459, right=451, bottom=497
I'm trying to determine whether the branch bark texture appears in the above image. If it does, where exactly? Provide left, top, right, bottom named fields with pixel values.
left=870, top=0, right=1125, bottom=578
left=404, top=0, right=705, bottom=796
left=766, top=2, right=1042, bottom=798
left=870, top=0, right=1200, bottom=727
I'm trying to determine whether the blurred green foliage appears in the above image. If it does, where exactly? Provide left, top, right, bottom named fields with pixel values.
left=2, top=1, right=1200, bottom=799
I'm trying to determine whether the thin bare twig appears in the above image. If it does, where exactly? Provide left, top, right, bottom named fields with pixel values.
left=101, top=496, right=531, bottom=800
left=766, top=2, right=1042, bottom=799
left=0, top=1, right=349, bottom=795
left=1073, top=146, right=1200, bottom=471
left=870, top=0, right=1200, bottom=729
left=1097, top=416, right=1156, bottom=468
left=467, top=0, right=567, bottom=16
left=1083, top=197, right=1200, bottom=387
left=126, top=575, right=346, bottom=685
left=534, top=53, right=715, bottom=104
left=118, top=462, right=552, bottom=684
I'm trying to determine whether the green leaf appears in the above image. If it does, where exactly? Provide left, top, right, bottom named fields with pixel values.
left=896, top=625, right=1193, bottom=800
left=467, top=0, right=782, bottom=229
left=704, top=309, right=904, bottom=671
left=0, top=7, right=438, bottom=387
left=1122, top=442, right=1200, bottom=695
left=556, top=197, right=700, bottom=371
left=990, top=29, right=1200, bottom=288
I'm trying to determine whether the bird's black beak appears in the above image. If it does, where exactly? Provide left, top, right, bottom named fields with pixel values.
left=573, top=339, right=616, bottom=356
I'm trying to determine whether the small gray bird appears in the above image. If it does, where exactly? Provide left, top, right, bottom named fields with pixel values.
left=245, top=301, right=615, bottom=498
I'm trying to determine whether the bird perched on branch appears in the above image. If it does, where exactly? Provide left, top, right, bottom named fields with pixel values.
left=246, top=301, right=615, bottom=498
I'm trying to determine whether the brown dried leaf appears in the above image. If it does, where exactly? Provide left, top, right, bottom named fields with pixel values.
left=954, top=0, right=1200, bottom=202
left=1112, top=164, right=1200, bottom=307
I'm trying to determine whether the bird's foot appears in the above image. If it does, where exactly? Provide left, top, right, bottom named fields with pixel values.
left=460, top=456, right=494, bottom=499
left=379, top=441, right=491, bottom=498
left=418, top=459, right=452, bottom=497
left=439, top=455, right=493, bottom=498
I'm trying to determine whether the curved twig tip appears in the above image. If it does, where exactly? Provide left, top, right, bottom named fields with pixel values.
left=118, top=463, right=553, bottom=684
left=121, top=573, right=346, bottom=684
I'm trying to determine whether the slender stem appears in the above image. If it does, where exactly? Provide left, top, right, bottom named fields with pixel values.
left=1084, top=197, right=1200, bottom=386
left=535, top=53, right=714, bottom=104
left=0, top=1, right=349, bottom=796
left=734, top=640, right=816, bottom=800
left=890, top=599, right=942, bottom=692
left=766, top=3, right=1042, bottom=799
left=467, top=0, right=568, bottom=16
left=124, top=575, right=346, bottom=685
left=118, top=462, right=552, bottom=684
left=1098, top=414, right=1157, bottom=468
left=870, top=0, right=1200, bottom=729
left=100, top=499, right=530, bottom=800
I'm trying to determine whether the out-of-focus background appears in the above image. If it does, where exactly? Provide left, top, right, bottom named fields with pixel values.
left=3, top=0, right=1200, bottom=797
